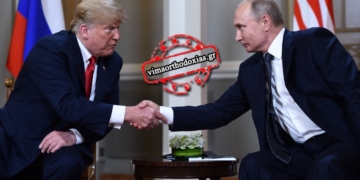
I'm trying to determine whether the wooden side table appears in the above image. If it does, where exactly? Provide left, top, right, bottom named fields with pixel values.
left=132, top=157, right=238, bottom=180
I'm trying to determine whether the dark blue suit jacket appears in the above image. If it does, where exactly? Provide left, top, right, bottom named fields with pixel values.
left=0, top=30, right=122, bottom=177
left=171, top=28, right=360, bottom=152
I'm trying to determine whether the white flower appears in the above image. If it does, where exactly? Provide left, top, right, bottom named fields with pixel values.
left=169, top=133, right=205, bottom=149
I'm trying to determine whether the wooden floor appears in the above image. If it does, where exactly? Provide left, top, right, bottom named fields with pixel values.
left=100, top=174, right=150, bottom=180
left=100, top=174, right=238, bottom=180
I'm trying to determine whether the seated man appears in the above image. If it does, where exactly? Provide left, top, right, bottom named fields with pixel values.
left=138, top=0, right=360, bottom=179
left=0, top=0, right=165, bottom=179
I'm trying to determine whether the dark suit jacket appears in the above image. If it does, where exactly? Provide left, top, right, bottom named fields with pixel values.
left=0, top=30, right=123, bottom=177
left=171, top=28, right=360, bottom=152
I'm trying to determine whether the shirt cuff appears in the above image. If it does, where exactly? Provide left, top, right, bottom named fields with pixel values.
left=160, top=106, right=174, bottom=125
left=109, top=105, right=125, bottom=129
left=69, top=128, right=84, bottom=144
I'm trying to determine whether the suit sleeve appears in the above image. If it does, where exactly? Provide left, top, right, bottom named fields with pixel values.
left=25, top=38, right=113, bottom=136
left=171, top=69, right=251, bottom=131
left=76, top=66, right=121, bottom=144
left=311, top=28, right=360, bottom=130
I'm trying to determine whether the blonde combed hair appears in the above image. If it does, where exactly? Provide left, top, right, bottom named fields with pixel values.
left=70, top=0, right=127, bottom=32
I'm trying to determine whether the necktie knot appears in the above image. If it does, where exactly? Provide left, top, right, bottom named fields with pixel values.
left=264, top=53, right=274, bottom=77
left=264, top=53, right=274, bottom=63
left=88, top=56, right=96, bottom=67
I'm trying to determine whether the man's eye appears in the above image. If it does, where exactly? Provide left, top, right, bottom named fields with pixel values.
left=105, top=27, right=114, bottom=31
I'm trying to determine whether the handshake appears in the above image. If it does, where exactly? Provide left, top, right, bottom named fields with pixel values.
left=124, top=100, right=167, bottom=130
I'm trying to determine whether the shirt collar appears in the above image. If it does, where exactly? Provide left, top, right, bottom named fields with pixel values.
left=76, top=36, right=92, bottom=63
left=267, top=27, right=285, bottom=59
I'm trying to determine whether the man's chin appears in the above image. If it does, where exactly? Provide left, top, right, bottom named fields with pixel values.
left=244, top=47, right=255, bottom=53
left=100, top=50, right=115, bottom=57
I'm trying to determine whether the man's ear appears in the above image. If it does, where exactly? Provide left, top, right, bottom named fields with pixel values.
left=79, top=24, right=89, bottom=39
left=262, top=14, right=271, bottom=31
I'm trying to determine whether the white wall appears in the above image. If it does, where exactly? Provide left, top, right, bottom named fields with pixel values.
left=98, top=0, right=164, bottom=160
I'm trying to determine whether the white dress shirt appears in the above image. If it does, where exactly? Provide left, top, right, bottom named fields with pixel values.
left=267, top=28, right=324, bottom=143
left=160, top=28, right=326, bottom=144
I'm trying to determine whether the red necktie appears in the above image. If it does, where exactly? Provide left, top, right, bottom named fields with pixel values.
left=85, top=56, right=96, bottom=99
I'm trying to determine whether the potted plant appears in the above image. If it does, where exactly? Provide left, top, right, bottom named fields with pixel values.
left=169, top=133, right=205, bottom=157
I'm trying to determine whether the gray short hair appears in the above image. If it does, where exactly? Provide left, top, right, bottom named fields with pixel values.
left=70, top=0, right=127, bottom=32
left=242, top=0, right=284, bottom=27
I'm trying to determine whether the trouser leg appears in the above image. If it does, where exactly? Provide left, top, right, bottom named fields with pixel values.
left=239, top=146, right=312, bottom=180
left=42, top=146, right=91, bottom=180
left=239, top=133, right=360, bottom=180
left=306, top=141, right=360, bottom=180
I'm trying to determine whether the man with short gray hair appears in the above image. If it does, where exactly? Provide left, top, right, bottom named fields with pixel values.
left=144, top=0, right=360, bottom=179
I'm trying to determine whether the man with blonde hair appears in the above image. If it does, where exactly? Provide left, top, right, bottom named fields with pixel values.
left=0, top=0, right=165, bottom=179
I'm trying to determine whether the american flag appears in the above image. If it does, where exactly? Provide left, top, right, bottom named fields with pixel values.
left=293, top=0, right=335, bottom=34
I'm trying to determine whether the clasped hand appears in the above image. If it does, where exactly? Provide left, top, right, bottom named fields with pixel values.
left=125, top=100, right=167, bottom=130
left=39, top=130, right=76, bottom=153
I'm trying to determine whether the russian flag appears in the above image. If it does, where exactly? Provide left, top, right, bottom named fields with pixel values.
left=293, top=0, right=335, bottom=34
left=6, top=0, right=65, bottom=78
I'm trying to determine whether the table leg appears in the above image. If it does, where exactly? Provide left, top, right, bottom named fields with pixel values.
left=209, top=178, right=220, bottom=180
left=199, top=178, right=206, bottom=180
left=134, top=175, right=143, bottom=180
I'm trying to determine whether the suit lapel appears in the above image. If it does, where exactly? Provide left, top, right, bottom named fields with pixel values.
left=247, top=53, right=267, bottom=120
left=64, top=31, right=85, bottom=95
left=282, top=29, right=294, bottom=78
left=251, top=54, right=266, bottom=105
left=248, top=53, right=267, bottom=147
left=94, top=57, right=107, bottom=102
left=75, top=54, right=85, bottom=88
left=281, top=29, right=311, bottom=117
left=69, top=33, right=85, bottom=89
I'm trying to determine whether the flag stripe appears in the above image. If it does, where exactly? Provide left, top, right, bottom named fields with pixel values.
left=6, top=12, right=27, bottom=77
left=325, top=0, right=335, bottom=25
left=293, top=0, right=335, bottom=34
left=322, top=0, right=335, bottom=33
left=24, top=0, right=52, bottom=60
left=17, top=0, right=30, bottom=17
left=6, top=0, right=64, bottom=78
left=294, top=0, right=307, bottom=30
left=307, top=0, right=324, bottom=27
left=298, top=1, right=321, bottom=28
left=41, top=0, right=65, bottom=34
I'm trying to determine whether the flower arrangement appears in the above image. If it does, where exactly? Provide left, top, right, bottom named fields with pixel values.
left=169, top=133, right=205, bottom=157
left=169, top=133, right=205, bottom=149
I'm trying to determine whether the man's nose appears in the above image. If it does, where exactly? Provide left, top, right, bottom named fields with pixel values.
left=113, top=30, right=120, bottom=41
left=235, top=29, right=242, bottom=41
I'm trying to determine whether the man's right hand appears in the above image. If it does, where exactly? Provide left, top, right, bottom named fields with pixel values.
left=139, top=100, right=167, bottom=121
left=124, top=100, right=166, bottom=130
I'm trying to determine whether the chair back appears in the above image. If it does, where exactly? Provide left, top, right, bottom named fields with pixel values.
left=4, top=78, right=13, bottom=100
left=4, top=78, right=96, bottom=180
left=82, top=143, right=96, bottom=180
